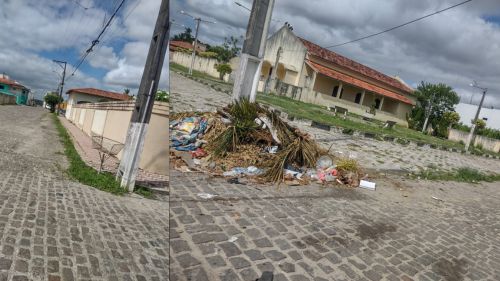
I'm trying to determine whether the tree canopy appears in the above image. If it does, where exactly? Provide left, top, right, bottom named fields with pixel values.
left=207, top=36, right=241, bottom=63
left=44, top=92, right=63, bottom=113
left=408, top=82, right=460, bottom=137
left=172, top=27, right=195, bottom=43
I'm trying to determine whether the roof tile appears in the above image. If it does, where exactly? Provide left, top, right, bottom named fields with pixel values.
left=299, top=38, right=413, bottom=94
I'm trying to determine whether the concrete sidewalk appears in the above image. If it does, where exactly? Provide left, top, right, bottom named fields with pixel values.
left=59, top=116, right=169, bottom=188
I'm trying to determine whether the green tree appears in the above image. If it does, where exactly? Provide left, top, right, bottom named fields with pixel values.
left=172, top=27, right=195, bottom=43
left=207, top=36, right=241, bottom=63
left=435, top=111, right=461, bottom=138
left=474, top=119, right=486, bottom=130
left=123, top=88, right=130, bottom=95
left=215, top=64, right=232, bottom=80
left=408, top=82, right=460, bottom=136
left=44, top=92, right=63, bottom=113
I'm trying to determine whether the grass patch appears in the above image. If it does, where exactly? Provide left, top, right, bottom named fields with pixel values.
left=52, top=114, right=127, bottom=195
left=134, top=185, right=153, bottom=198
left=255, top=93, right=464, bottom=149
left=413, top=167, right=500, bottom=183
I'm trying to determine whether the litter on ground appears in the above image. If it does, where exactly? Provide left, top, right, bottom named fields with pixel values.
left=170, top=99, right=370, bottom=187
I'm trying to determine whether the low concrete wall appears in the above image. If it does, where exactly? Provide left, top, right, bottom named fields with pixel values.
left=448, top=128, right=500, bottom=152
left=170, top=51, right=230, bottom=82
left=0, top=93, right=17, bottom=105
left=68, top=101, right=169, bottom=175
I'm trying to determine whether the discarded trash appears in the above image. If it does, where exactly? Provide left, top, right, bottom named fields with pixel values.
left=227, top=178, right=246, bottom=185
left=359, top=180, right=376, bottom=190
left=228, top=236, right=238, bottom=242
left=197, top=193, right=216, bottom=199
left=316, top=155, right=334, bottom=170
left=223, top=166, right=263, bottom=177
left=170, top=117, right=208, bottom=151
left=265, top=145, right=279, bottom=154
left=431, top=196, right=444, bottom=202
left=190, top=147, right=207, bottom=158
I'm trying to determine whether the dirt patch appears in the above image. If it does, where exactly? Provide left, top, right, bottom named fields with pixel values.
left=432, top=258, right=467, bottom=281
left=356, top=222, right=397, bottom=240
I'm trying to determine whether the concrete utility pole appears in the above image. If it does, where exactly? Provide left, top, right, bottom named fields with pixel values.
left=117, top=0, right=170, bottom=192
left=266, top=46, right=282, bottom=94
left=465, top=81, right=488, bottom=152
left=53, top=60, right=67, bottom=115
left=180, top=11, right=216, bottom=75
left=232, top=0, right=275, bottom=102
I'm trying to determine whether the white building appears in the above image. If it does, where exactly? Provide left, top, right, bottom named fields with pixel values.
left=455, top=103, right=500, bottom=130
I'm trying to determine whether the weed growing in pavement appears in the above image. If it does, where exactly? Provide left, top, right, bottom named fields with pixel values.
left=51, top=114, right=127, bottom=195
left=411, top=167, right=500, bottom=183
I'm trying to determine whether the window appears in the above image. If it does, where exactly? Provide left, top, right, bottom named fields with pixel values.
left=355, top=92, right=362, bottom=104
left=332, top=86, right=339, bottom=97
left=375, top=98, right=381, bottom=109
left=0, top=85, right=4, bottom=90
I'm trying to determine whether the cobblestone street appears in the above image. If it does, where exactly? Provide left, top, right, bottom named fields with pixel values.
left=170, top=170, right=500, bottom=281
left=170, top=72, right=500, bottom=281
left=0, top=106, right=168, bottom=281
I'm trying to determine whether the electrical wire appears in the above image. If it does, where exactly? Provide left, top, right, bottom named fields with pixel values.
left=325, top=0, right=475, bottom=49
left=70, top=0, right=127, bottom=76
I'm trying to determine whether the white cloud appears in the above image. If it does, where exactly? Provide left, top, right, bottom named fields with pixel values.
left=172, top=0, right=500, bottom=107
left=88, top=46, right=119, bottom=69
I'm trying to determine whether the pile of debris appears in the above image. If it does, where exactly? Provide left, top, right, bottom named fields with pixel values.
left=170, top=99, right=367, bottom=187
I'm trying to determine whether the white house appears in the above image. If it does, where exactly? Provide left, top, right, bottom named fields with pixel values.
left=65, top=88, right=131, bottom=119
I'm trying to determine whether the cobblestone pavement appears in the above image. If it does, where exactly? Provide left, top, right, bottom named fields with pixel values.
left=170, top=73, right=500, bottom=174
left=0, top=106, right=168, bottom=281
left=170, top=170, right=500, bottom=281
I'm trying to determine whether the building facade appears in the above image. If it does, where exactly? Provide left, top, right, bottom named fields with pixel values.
left=0, top=74, right=30, bottom=105
left=65, top=88, right=131, bottom=119
left=259, top=27, right=416, bottom=126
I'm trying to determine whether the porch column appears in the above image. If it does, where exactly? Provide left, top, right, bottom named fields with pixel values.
left=304, top=71, right=317, bottom=102
left=360, top=90, right=366, bottom=105
left=379, top=96, right=385, bottom=110
left=336, top=82, right=343, bottom=99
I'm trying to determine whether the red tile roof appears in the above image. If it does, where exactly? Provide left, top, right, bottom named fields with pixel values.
left=170, top=40, right=203, bottom=52
left=307, top=61, right=415, bottom=105
left=0, top=77, right=28, bottom=89
left=66, top=88, right=131, bottom=101
left=299, top=38, right=414, bottom=94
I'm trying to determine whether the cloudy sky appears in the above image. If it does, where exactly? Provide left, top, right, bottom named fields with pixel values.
left=172, top=0, right=500, bottom=108
left=1, top=0, right=499, bottom=107
left=0, top=0, right=168, bottom=99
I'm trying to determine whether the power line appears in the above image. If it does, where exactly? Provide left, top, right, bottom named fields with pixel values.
left=99, top=0, right=143, bottom=47
left=325, top=0, right=475, bottom=49
left=70, top=0, right=127, bottom=76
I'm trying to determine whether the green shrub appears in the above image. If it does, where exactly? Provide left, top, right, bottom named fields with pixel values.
left=199, top=51, right=218, bottom=58
left=215, top=63, right=232, bottom=80
left=342, top=128, right=354, bottom=135
left=155, top=90, right=169, bottom=102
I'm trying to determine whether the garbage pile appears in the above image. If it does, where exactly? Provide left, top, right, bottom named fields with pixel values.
left=170, top=99, right=365, bottom=187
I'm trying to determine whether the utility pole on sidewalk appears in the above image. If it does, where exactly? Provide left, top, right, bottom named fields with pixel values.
left=232, top=0, right=275, bottom=102
left=180, top=11, right=216, bottom=75
left=53, top=60, right=67, bottom=115
left=117, top=0, right=170, bottom=192
left=465, top=81, right=488, bottom=152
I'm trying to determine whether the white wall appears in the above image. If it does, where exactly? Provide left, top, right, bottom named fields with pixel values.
left=65, top=93, right=107, bottom=119
left=455, top=103, right=500, bottom=130
left=170, top=51, right=230, bottom=82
